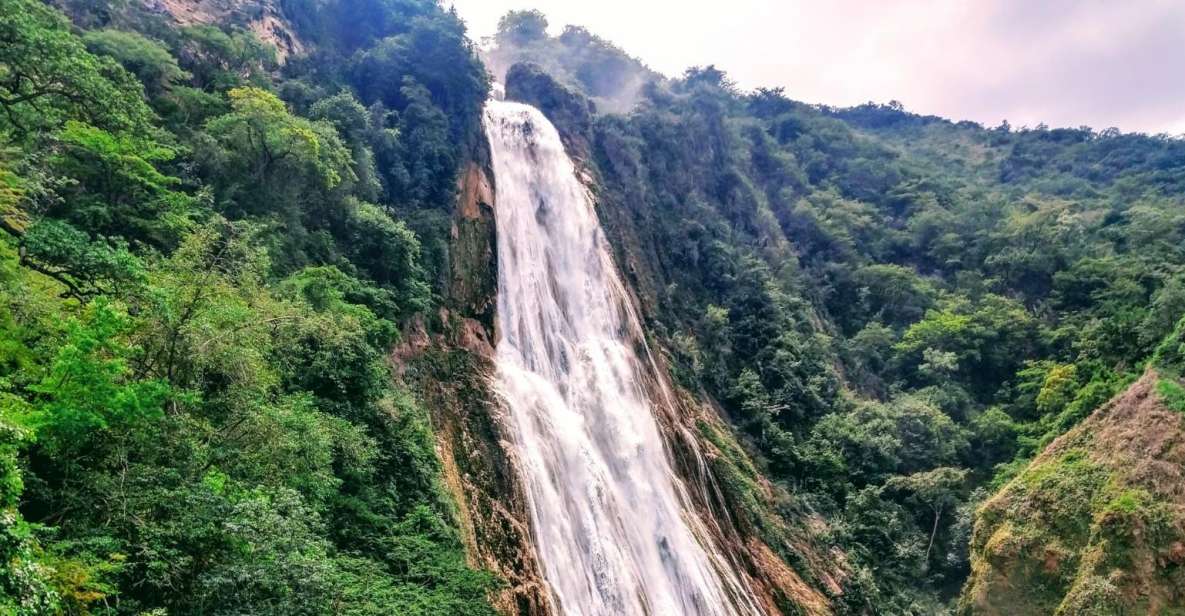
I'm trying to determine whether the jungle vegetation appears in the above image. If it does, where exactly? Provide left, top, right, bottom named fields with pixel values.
left=4, top=2, right=1185, bottom=614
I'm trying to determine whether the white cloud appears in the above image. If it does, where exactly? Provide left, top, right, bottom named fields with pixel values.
left=447, top=0, right=1185, bottom=134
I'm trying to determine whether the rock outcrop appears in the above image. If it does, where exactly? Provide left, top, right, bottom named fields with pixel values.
left=394, top=144, right=552, bottom=616
left=145, top=0, right=304, bottom=60
left=960, top=371, right=1185, bottom=615
left=505, top=62, right=596, bottom=157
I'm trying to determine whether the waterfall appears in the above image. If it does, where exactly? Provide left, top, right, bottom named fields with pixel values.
left=484, top=99, right=760, bottom=616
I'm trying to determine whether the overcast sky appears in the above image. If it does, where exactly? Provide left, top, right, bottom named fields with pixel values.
left=447, top=0, right=1185, bottom=135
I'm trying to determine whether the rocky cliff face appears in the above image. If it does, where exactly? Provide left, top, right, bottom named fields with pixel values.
left=397, top=66, right=848, bottom=615
left=394, top=145, right=554, bottom=616
left=960, top=372, right=1185, bottom=615
left=146, top=0, right=303, bottom=59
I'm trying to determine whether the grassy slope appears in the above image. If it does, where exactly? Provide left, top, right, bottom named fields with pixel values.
left=960, top=371, right=1185, bottom=615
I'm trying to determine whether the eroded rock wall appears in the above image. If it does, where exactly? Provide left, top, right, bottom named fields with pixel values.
left=395, top=150, right=552, bottom=616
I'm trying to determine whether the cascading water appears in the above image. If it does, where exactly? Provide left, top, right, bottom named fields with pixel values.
left=484, top=99, right=760, bottom=616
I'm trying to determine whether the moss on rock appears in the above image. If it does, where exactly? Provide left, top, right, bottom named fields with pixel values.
left=960, top=372, right=1185, bottom=615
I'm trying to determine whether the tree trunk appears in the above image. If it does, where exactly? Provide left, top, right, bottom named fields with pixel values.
left=925, top=505, right=942, bottom=565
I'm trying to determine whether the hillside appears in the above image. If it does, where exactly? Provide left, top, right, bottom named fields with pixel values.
left=0, top=0, right=494, bottom=613
left=960, top=370, right=1185, bottom=615
left=494, top=9, right=1185, bottom=613
left=2, top=1, right=1185, bottom=615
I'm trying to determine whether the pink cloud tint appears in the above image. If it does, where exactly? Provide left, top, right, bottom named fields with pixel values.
left=449, top=0, right=1185, bottom=134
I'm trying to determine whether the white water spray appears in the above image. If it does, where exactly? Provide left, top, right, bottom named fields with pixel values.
left=484, top=99, right=760, bottom=616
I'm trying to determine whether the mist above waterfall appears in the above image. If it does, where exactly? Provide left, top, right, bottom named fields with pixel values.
left=480, top=11, right=657, bottom=114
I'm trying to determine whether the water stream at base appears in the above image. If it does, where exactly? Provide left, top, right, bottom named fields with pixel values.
left=484, top=99, right=760, bottom=616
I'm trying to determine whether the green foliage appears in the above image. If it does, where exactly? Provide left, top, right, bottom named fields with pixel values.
left=1155, top=378, right=1185, bottom=413
left=309, top=90, right=386, bottom=201
left=205, top=87, right=354, bottom=215
left=895, top=294, right=1038, bottom=397
left=536, top=38, right=1185, bottom=608
left=176, top=25, right=276, bottom=91
left=347, top=10, right=488, bottom=147
left=7, top=1, right=1185, bottom=612
left=50, top=121, right=197, bottom=245
left=962, top=437, right=1185, bottom=615
left=496, top=10, right=549, bottom=46
left=21, top=218, right=146, bottom=299
left=1153, top=315, right=1185, bottom=376
left=0, top=0, right=496, bottom=612
left=1035, top=363, right=1078, bottom=416
left=83, top=30, right=189, bottom=97
left=0, top=155, right=25, bottom=233
left=30, top=299, right=170, bottom=456
left=0, top=409, right=59, bottom=614
left=809, top=396, right=969, bottom=489
left=0, top=0, right=152, bottom=137
left=342, top=202, right=431, bottom=314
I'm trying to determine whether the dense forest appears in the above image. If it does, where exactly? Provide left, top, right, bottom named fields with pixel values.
left=2, top=1, right=1184, bottom=614
left=493, top=10, right=1185, bottom=614
left=0, top=0, right=494, bottom=613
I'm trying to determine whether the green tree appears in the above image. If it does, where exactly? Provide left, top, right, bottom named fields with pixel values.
left=884, top=467, right=968, bottom=567
left=310, top=90, right=389, bottom=202
left=50, top=121, right=197, bottom=245
left=809, top=396, right=969, bottom=489
left=30, top=299, right=170, bottom=458
left=82, top=30, right=189, bottom=98
left=0, top=0, right=152, bottom=137
left=0, top=399, right=59, bottom=614
left=176, top=25, right=276, bottom=91
left=895, top=294, right=1038, bottom=398
left=19, top=219, right=145, bottom=300
left=342, top=203, right=430, bottom=314
left=204, top=87, right=354, bottom=219
left=496, top=10, right=549, bottom=46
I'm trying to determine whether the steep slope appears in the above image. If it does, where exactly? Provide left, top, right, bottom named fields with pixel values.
left=152, top=0, right=304, bottom=59
left=960, top=371, right=1185, bottom=615
left=1, top=0, right=499, bottom=612
left=961, top=320, right=1185, bottom=615
left=55, top=0, right=304, bottom=59
left=394, top=153, right=553, bottom=616
left=490, top=15, right=1185, bottom=612
left=504, top=62, right=848, bottom=616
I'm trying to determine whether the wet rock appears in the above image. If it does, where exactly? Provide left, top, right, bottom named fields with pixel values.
left=505, top=62, right=595, bottom=155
